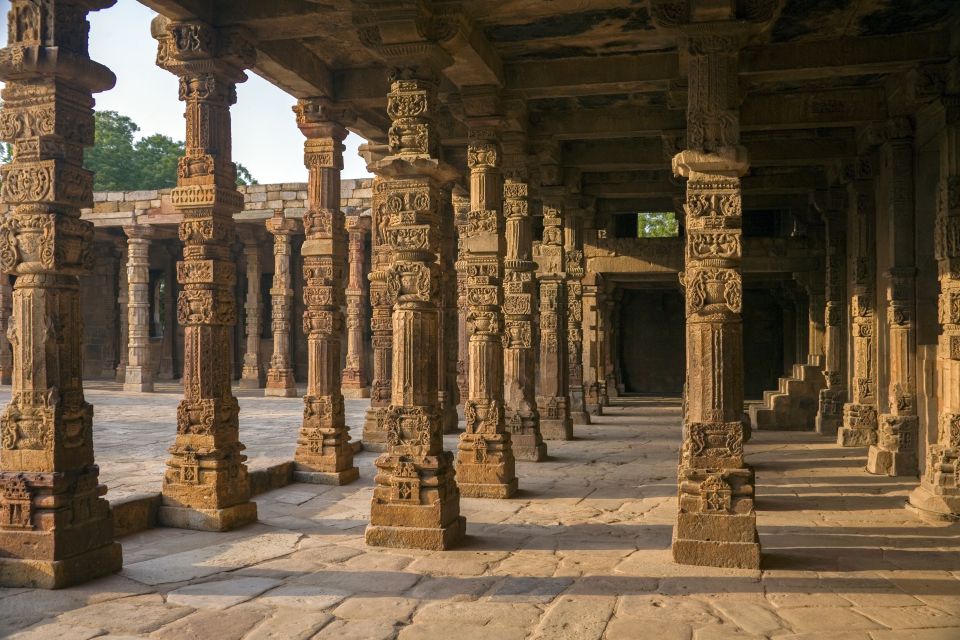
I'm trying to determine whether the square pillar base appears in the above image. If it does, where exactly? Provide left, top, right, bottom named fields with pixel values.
left=907, top=485, right=960, bottom=524
left=672, top=536, right=761, bottom=570
left=237, top=378, right=264, bottom=390
left=837, top=427, right=876, bottom=447
left=365, top=516, right=466, bottom=551
left=458, top=478, right=518, bottom=499
left=342, top=386, right=371, bottom=399
left=513, top=441, right=548, bottom=462
left=362, top=408, right=389, bottom=452
left=673, top=512, right=760, bottom=569
left=265, top=386, right=298, bottom=398
left=293, top=466, right=360, bottom=486
left=157, top=501, right=258, bottom=532
left=540, top=418, right=573, bottom=440
left=866, top=446, right=918, bottom=477
left=0, top=541, right=122, bottom=589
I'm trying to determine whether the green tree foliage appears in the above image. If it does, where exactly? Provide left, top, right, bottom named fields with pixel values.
left=637, top=211, right=678, bottom=238
left=84, top=110, right=256, bottom=190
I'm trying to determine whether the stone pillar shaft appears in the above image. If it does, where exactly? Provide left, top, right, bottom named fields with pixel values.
left=115, top=241, right=129, bottom=383
left=342, top=215, right=371, bottom=398
left=123, top=225, right=154, bottom=392
left=565, top=209, right=590, bottom=425
left=536, top=203, right=573, bottom=440
left=0, top=0, right=122, bottom=588
left=582, top=282, right=603, bottom=415
left=671, top=30, right=759, bottom=570
left=438, top=185, right=460, bottom=435
left=265, top=211, right=298, bottom=397
left=154, top=16, right=257, bottom=531
left=238, top=233, right=264, bottom=388
left=363, top=175, right=394, bottom=450
left=502, top=157, right=546, bottom=461
left=0, top=274, right=12, bottom=385
left=455, top=131, right=518, bottom=498
left=908, top=97, right=960, bottom=521
left=869, top=121, right=919, bottom=476
left=453, top=189, right=470, bottom=403
left=292, top=100, right=358, bottom=485
left=816, top=192, right=848, bottom=436
left=838, top=175, right=879, bottom=447
left=365, top=65, right=464, bottom=550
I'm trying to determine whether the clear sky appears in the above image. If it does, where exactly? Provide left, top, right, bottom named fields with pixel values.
left=0, top=0, right=372, bottom=183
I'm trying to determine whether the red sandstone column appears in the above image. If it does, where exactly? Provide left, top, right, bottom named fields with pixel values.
left=238, top=229, right=265, bottom=389
left=0, top=274, right=12, bottom=385
left=342, top=215, right=371, bottom=398
left=453, top=188, right=470, bottom=404
left=0, top=0, right=122, bottom=588
left=153, top=16, right=257, bottom=531
left=123, top=224, right=155, bottom=392
left=265, top=210, right=299, bottom=398
left=815, top=189, right=848, bottom=436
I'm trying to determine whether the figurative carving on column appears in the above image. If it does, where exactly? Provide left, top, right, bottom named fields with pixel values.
left=153, top=16, right=258, bottom=532
left=238, top=229, right=265, bottom=389
left=291, top=98, right=358, bottom=485
left=123, top=224, right=155, bottom=392
left=838, top=173, right=879, bottom=448
left=342, top=214, right=371, bottom=398
left=536, top=204, right=573, bottom=440
left=364, top=64, right=464, bottom=550
left=455, top=130, right=518, bottom=498
left=671, top=27, right=760, bottom=570
left=0, top=0, right=122, bottom=588
left=265, top=209, right=299, bottom=398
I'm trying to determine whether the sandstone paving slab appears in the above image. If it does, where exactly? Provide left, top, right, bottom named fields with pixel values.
left=403, top=575, right=499, bottom=601
left=146, top=603, right=268, bottom=639
left=854, top=605, right=960, bottom=629
left=868, top=628, right=960, bottom=640
left=256, top=583, right=349, bottom=610
left=615, top=594, right=721, bottom=624
left=122, top=531, right=302, bottom=585
left=6, top=621, right=107, bottom=640
left=710, top=600, right=786, bottom=635
left=487, top=575, right=575, bottom=603
left=0, top=588, right=87, bottom=636
left=311, top=618, right=399, bottom=640
left=691, top=624, right=768, bottom=640
left=331, top=595, right=419, bottom=621
left=56, top=593, right=194, bottom=635
left=243, top=608, right=333, bottom=640
left=398, top=622, right=530, bottom=640
left=530, top=594, right=615, bottom=640
left=291, top=568, right=422, bottom=594
left=166, top=576, right=282, bottom=609
left=413, top=599, right=543, bottom=627
left=775, top=606, right=885, bottom=632
left=604, top=617, right=693, bottom=640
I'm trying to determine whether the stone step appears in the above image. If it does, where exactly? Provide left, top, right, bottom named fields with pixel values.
left=751, top=361, right=826, bottom=431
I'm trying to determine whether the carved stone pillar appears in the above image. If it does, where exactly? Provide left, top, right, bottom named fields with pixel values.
left=265, top=210, right=298, bottom=397
left=157, top=244, right=177, bottom=380
left=438, top=183, right=460, bottom=435
left=291, top=99, right=359, bottom=485
left=604, top=292, right=619, bottom=400
left=536, top=203, right=573, bottom=440
left=0, top=0, right=122, bottom=588
left=582, top=280, right=602, bottom=416
left=115, top=240, right=129, bottom=383
left=342, top=214, right=371, bottom=398
left=502, top=135, right=546, bottom=461
left=454, top=130, right=518, bottom=498
left=565, top=207, right=591, bottom=425
left=672, top=29, right=759, bottom=569
left=838, top=172, right=879, bottom=447
left=364, top=63, right=464, bottom=550
left=153, top=16, right=257, bottom=531
left=0, top=274, right=12, bottom=385
left=797, top=268, right=826, bottom=367
left=909, top=96, right=960, bottom=520
left=453, top=188, right=470, bottom=404
left=238, top=230, right=264, bottom=388
left=869, top=120, right=919, bottom=476
left=123, top=224, right=155, bottom=392
left=363, top=174, right=394, bottom=451
left=816, top=192, right=848, bottom=435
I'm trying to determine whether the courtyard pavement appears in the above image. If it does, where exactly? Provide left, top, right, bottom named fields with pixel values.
left=1, top=388, right=959, bottom=639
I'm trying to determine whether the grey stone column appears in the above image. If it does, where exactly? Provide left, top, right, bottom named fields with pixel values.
left=238, top=230, right=265, bottom=388
left=123, top=224, right=155, bottom=393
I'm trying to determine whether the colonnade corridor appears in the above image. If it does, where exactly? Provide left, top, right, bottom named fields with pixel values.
left=1, top=389, right=958, bottom=638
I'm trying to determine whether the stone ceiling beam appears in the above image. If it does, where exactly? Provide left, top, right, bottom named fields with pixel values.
left=254, top=40, right=333, bottom=97
left=741, top=31, right=952, bottom=85
left=741, top=87, right=888, bottom=131
left=138, top=0, right=212, bottom=21
left=506, top=52, right=677, bottom=99
left=533, top=107, right=685, bottom=140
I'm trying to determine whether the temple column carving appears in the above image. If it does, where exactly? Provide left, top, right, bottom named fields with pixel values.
left=123, top=224, right=155, bottom=392
left=536, top=201, right=573, bottom=440
left=671, top=27, right=760, bottom=569
left=455, top=127, right=518, bottom=498
left=838, top=170, right=879, bottom=447
left=565, top=205, right=591, bottom=425
left=438, top=184, right=460, bottom=436
left=453, top=188, right=470, bottom=404
left=502, top=133, right=546, bottom=461
left=265, top=210, right=298, bottom=398
left=582, top=279, right=603, bottom=416
left=238, top=230, right=264, bottom=389
left=0, top=0, right=122, bottom=588
left=869, top=119, right=919, bottom=476
left=361, top=57, right=464, bottom=549
left=816, top=190, right=848, bottom=436
left=115, top=240, right=129, bottom=383
left=0, top=275, right=13, bottom=385
left=153, top=16, right=257, bottom=531
left=291, top=98, right=359, bottom=485
left=342, top=214, right=371, bottom=398
left=909, top=96, right=960, bottom=520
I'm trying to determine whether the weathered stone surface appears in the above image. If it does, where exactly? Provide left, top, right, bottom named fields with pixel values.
left=244, top=608, right=333, bottom=640
left=56, top=594, right=193, bottom=635
left=148, top=604, right=267, bottom=639
left=166, top=576, right=282, bottom=609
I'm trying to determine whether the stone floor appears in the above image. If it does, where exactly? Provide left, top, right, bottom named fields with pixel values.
left=1, top=390, right=959, bottom=640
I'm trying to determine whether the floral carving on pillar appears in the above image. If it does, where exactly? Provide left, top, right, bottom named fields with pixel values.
left=264, top=209, right=299, bottom=398
left=342, top=214, right=371, bottom=398
left=291, top=98, right=358, bottom=485
left=455, top=129, right=518, bottom=498
left=0, top=0, right=122, bottom=588
left=671, top=26, right=760, bottom=570
left=908, top=97, right=960, bottom=521
left=153, top=15, right=258, bottom=531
